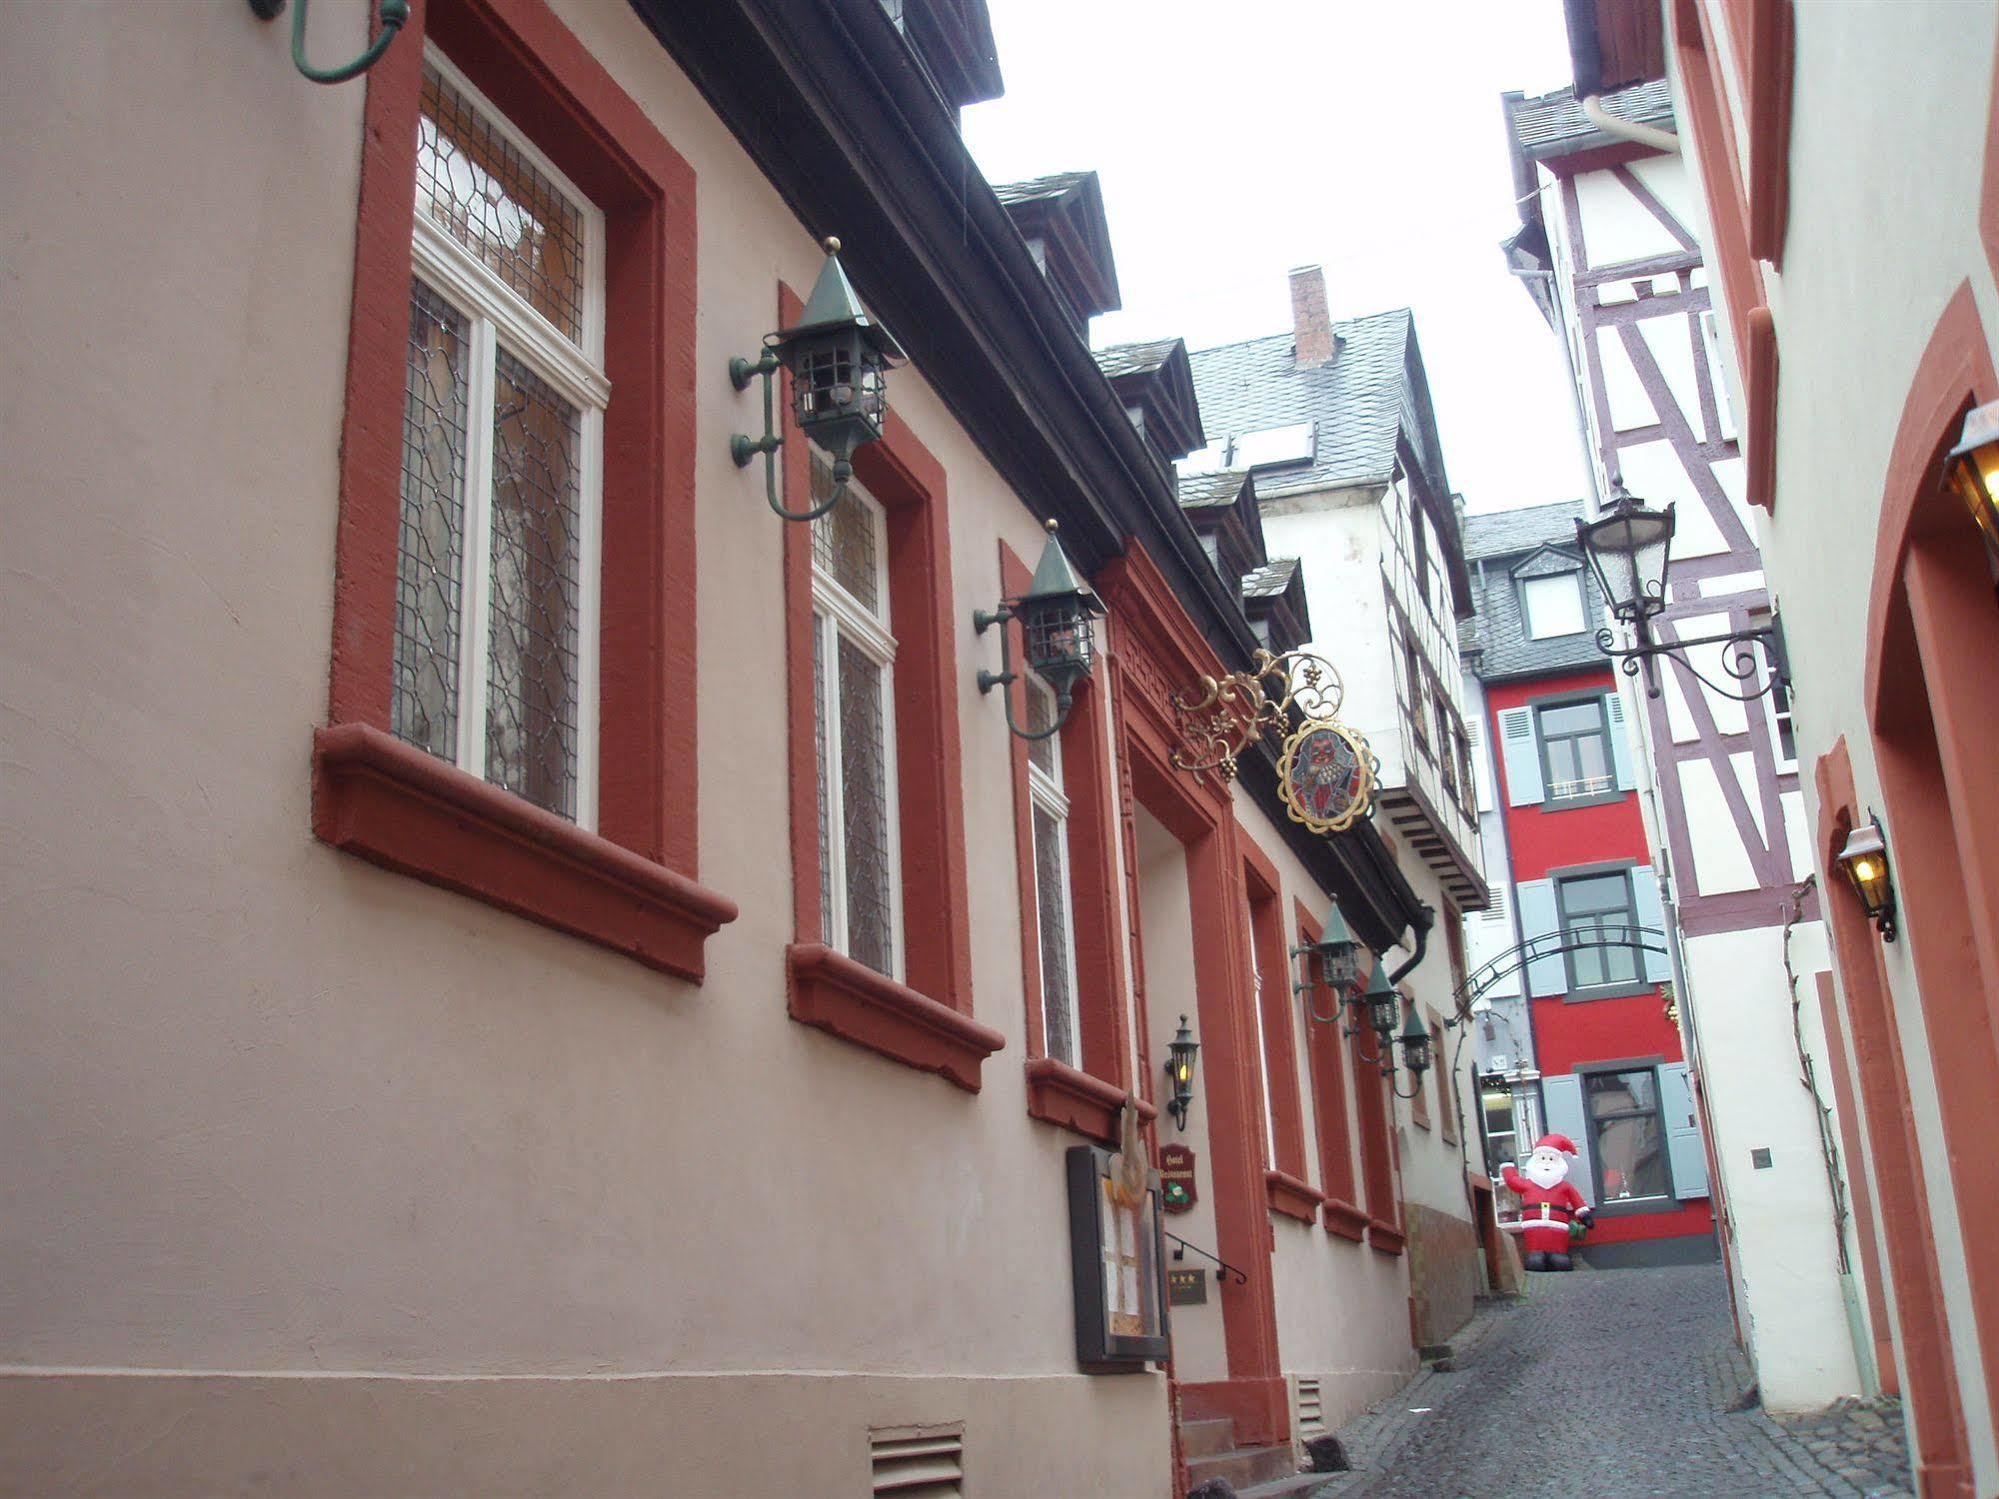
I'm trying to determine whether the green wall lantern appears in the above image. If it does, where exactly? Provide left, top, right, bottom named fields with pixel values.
left=1163, top=1016, right=1200, bottom=1133
left=974, top=520, right=1107, bottom=742
left=1360, top=961, right=1399, bottom=1046
left=1292, top=904, right=1363, bottom=1023
left=1395, top=1002, right=1432, bottom=1077
left=730, top=237, right=907, bottom=522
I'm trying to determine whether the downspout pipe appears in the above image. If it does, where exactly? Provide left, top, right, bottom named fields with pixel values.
left=1581, top=94, right=1680, bottom=154
left=1387, top=902, right=1435, bottom=987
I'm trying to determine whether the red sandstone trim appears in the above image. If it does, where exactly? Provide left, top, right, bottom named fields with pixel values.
left=1365, top=1219, right=1407, bottom=1257
left=1322, top=1197, right=1369, bottom=1242
left=1814, top=971, right=1898, bottom=1398
left=1178, top=1377, right=1290, bottom=1451
left=1741, top=0, right=1794, bottom=266
left=1024, top=1057, right=1154, bottom=1142
left=1244, top=840, right=1310, bottom=1183
left=320, top=0, right=720, bottom=963
left=313, top=725, right=736, bottom=980
left=1816, top=740, right=1972, bottom=1492
left=1265, top=1168, right=1323, bottom=1224
left=1297, top=902, right=1361, bottom=1221
left=786, top=943, right=1004, bottom=1094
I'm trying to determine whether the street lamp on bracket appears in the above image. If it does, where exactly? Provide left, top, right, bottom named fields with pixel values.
left=1575, top=488, right=1790, bottom=702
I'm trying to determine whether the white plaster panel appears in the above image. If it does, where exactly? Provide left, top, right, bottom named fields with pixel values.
left=1595, top=326, right=1657, bottom=431
left=1660, top=659, right=1700, bottom=744
left=1668, top=613, right=1751, bottom=736
left=1574, top=170, right=1682, bottom=267
left=1628, top=155, right=1698, bottom=246
left=1782, top=791, right=1813, bottom=888
left=1679, top=758, right=1760, bottom=894
left=1731, top=751, right=1765, bottom=841
left=1638, top=310, right=1705, bottom=442
left=1616, top=439, right=1721, bottom=557
left=1700, top=569, right=1766, bottom=598
left=1598, top=279, right=1640, bottom=307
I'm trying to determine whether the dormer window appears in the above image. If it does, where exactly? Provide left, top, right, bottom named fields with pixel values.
left=1522, top=570, right=1586, bottom=639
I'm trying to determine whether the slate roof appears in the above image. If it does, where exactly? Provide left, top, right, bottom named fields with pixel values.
left=992, top=171, right=1095, bottom=206
left=1186, top=309, right=1417, bottom=499
left=1461, top=499, right=1611, bottom=681
left=1093, top=338, right=1179, bottom=380
left=1241, top=556, right=1300, bottom=599
left=1508, top=78, right=1675, bottom=156
left=1175, top=469, right=1252, bottom=511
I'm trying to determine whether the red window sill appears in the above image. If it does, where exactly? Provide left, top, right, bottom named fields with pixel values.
left=1024, top=1057, right=1155, bottom=1142
left=1266, top=1168, right=1324, bottom=1224
left=312, top=723, right=737, bottom=981
left=786, top=942, right=1004, bottom=1093
left=1322, top=1197, right=1370, bottom=1242
left=1366, top=1218, right=1407, bottom=1256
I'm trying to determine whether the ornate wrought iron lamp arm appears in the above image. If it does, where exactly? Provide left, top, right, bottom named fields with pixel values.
left=972, top=606, right=1066, bottom=741
left=1595, top=620, right=1787, bottom=703
left=250, top=0, right=410, bottom=85
left=729, top=352, right=851, bottom=522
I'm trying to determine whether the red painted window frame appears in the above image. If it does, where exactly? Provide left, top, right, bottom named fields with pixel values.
left=1351, top=1015, right=1403, bottom=1255
left=1243, top=841, right=1318, bottom=1223
left=999, top=542, right=1143, bottom=1139
left=1673, top=0, right=1780, bottom=513
left=779, top=314, right=997, bottom=1091
left=311, top=0, right=736, bottom=980
left=1297, top=902, right=1367, bottom=1243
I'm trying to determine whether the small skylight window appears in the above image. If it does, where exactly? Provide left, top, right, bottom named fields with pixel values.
left=1233, top=421, right=1316, bottom=470
left=1176, top=438, right=1231, bottom=477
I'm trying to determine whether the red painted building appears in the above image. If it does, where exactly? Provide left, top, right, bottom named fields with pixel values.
left=1463, top=504, right=1715, bottom=1267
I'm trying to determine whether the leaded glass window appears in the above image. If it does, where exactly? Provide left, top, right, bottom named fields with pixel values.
left=392, top=49, right=606, bottom=826
left=1025, top=677, right=1079, bottom=1065
left=811, top=461, right=902, bottom=978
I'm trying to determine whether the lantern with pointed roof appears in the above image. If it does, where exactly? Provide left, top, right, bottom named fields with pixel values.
left=1361, top=960, right=1400, bottom=1045
left=974, top=519, right=1107, bottom=742
left=1293, top=903, right=1364, bottom=1001
left=730, top=237, right=906, bottom=522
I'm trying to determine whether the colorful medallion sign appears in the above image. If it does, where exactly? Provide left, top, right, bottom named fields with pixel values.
left=1159, top=1143, right=1197, bottom=1213
left=1276, top=718, right=1376, bottom=835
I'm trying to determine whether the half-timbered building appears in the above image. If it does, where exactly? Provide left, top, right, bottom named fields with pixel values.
left=1499, top=75, right=1860, bottom=1410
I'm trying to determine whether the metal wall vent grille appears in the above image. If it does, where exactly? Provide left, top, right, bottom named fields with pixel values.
left=1296, top=1376, right=1326, bottom=1438
left=870, top=1423, right=965, bottom=1498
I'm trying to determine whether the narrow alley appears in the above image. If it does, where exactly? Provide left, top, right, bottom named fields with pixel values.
left=1310, top=1267, right=1911, bottom=1499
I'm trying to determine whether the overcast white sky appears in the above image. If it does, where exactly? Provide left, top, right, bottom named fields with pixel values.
left=961, top=0, right=1590, bottom=513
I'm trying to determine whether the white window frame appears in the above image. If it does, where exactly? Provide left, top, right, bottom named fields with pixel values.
left=407, top=45, right=607, bottom=829
left=1748, top=608, right=1797, bottom=774
left=1025, top=675, right=1082, bottom=1066
left=812, top=476, right=905, bottom=980
left=1521, top=570, right=1587, bottom=640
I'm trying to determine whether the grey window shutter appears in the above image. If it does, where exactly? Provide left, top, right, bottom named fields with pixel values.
left=1498, top=707, right=1544, bottom=806
left=1629, top=868, right=1673, bottom=982
left=1605, top=691, right=1637, bottom=791
left=1515, top=879, right=1566, bottom=996
left=1538, top=1073, right=1596, bottom=1207
left=1658, top=1062, right=1709, bottom=1198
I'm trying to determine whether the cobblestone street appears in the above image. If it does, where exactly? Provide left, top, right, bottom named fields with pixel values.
left=1311, top=1266, right=1911, bottom=1499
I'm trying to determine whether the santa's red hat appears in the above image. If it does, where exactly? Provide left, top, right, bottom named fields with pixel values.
left=1533, top=1133, right=1579, bottom=1156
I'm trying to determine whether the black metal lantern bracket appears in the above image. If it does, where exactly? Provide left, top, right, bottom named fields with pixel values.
left=974, top=520, right=1106, bottom=743
left=1576, top=489, right=1791, bottom=703
left=730, top=237, right=905, bottom=524
left=1291, top=936, right=1364, bottom=1026
left=248, top=0, right=409, bottom=84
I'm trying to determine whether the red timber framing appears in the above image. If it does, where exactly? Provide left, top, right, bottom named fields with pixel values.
left=1099, top=542, right=1286, bottom=1449
left=1816, top=739, right=1971, bottom=1497
left=312, top=0, right=738, bottom=979
left=997, top=540, right=1146, bottom=1139
left=1859, top=282, right=1999, bottom=1461
left=1242, top=838, right=1319, bottom=1224
left=780, top=286, right=999, bottom=1091
left=1297, top=902, right=1368, bottom=1243
left=1671, top=0, right=1780, bottom=512
left=1543, top=112, right=1804, bottom=939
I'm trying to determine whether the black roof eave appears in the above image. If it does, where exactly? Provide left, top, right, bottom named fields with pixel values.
left=620, top=0, right=1425, bottom=947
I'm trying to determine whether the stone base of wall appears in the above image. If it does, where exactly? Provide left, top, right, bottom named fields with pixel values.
left=1403, top=1202, right=1482, bottom=1348
left=0, top=1367, right=1170, bottom=1497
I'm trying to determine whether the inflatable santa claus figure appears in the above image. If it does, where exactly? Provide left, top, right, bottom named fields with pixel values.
left=1500, top=1134, right=1595, bottom=1271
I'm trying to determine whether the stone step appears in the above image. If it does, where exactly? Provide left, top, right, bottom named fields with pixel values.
left=1236, top=1471, right=1337, bottom=1499
left=1185, top=1442, right=1297, bottom=1492
left=1178, top=1417, right=1237, bottom=1460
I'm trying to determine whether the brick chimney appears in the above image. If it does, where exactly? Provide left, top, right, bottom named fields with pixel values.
left=1289, top=264, right=1333, bottom=369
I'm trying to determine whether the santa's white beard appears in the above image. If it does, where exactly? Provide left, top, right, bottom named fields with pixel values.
left=1523, top=1157, right=1566, bottom=1190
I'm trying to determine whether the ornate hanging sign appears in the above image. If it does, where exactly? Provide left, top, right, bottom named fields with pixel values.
left=1276, top=718, right=1377, bottom=836
left=1170, top=649, right=1379, bottom=832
